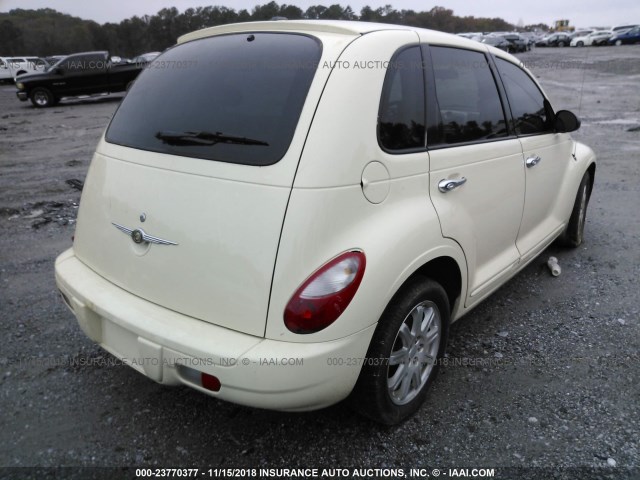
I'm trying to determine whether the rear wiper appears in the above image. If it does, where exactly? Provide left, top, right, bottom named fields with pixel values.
left=155, top=130, right=269, bottom=147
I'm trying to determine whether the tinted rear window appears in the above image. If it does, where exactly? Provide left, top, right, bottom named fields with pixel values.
left=378, top=46, right=426, bottom=152
left=106, top=33, right=321, bottom=166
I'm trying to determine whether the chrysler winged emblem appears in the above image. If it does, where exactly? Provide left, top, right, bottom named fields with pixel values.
left=112, top=223, right=178, bottom=246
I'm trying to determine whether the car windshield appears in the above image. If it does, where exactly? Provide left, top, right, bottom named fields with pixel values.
left=106, top=33, right=321, bottom=166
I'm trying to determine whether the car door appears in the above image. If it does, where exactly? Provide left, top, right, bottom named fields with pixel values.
left=426, top=46, right=525, bottom=306
left=53, top=55, right=84, bottom=95
left=58, top=53, right=108, bottom=95
left=76, top=53, right=108, bottom=94
left=494, top=57, right=574, bottom=262
left=627, top=27, right=640, bottom=44
left=0, top=58, right=11, bottom=81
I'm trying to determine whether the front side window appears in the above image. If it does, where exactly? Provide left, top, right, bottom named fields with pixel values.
left=495, top=58, right=553, bottom=135
left=106, top=33, right=321, bottom=166
left=378, top=46, right=426, bottom=151
left=61, top=54, right=107, bottom=73
left=429, top=46, right=507, bottom=146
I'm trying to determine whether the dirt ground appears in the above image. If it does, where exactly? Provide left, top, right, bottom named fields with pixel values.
left=1, top=46, right=639, bottom=479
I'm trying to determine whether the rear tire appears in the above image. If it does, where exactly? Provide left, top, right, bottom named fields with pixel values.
left=615, top=40, right=622, bottom=46
left=30, top=87, right=55, bottom=108
left=557, top=171, right=591, bottom=248
left=350, top=277, right=450, bottom=425
left=558, top=41, right=566, bottom=47
left=577, top=41, right=584, bottom=47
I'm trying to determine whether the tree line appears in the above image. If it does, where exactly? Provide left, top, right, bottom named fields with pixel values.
left=0, top=2, right=539, bottom=58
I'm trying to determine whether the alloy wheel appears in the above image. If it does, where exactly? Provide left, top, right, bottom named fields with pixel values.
left=387, top=300, right=441, bottom=405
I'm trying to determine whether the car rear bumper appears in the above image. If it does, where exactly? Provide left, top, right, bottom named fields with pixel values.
left=16, top=91, right=27, bottom=101
left=55, top=248, right=374, bottom=411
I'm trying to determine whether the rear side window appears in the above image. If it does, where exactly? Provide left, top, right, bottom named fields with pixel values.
left=495, top=58, right=553, bottom=135
left=106, top=33, right=321, bottom=166
left=429, top=47, right=507, bottom=146
left=61, top=54, right=107, bottom=73
left=378, top=46, right=426, bottom=152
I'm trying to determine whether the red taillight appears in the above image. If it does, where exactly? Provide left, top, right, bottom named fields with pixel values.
left=284, top=251, right=366, bottom=334
left=201, top=372, right=221, bottom=392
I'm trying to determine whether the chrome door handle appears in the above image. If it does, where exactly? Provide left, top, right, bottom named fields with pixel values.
left=438, top=177, right=467, bottom=193
left=525, top=156, right=541, bottom=168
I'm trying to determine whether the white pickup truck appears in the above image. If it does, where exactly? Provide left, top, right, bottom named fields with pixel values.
left=0, top=56, right=48, bottom=83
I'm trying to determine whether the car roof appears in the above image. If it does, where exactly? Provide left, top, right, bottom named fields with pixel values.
left=179, top=19, right=411, bottom=42
left=176, top=19, right=526, bottom=69
left=65, top=51, right=108, bottom=56
left=179, top=19, right=481, bottom=48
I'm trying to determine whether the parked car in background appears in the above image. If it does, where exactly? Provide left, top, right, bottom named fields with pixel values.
left=55, top=20, right=596, bottom=425
left=609, top=26, right=640, bottom=45
left=519, top=31, right=542, bottom=48
left=569, top=33, right=589, bottom=47
left=571, top=30, right=613, bottom=46
left=536, top=33, right=572, bottom=47
left=15, top=51, right=143, bottom=107
left=591, top=30, right=617, bottom=45
left=569, top=30, right=611, bottom=47
left=132, top=52, right=161, bottom=64
left=109, top=56, right=131, bottom=65
left=457, top=32, right=484, bottom=42
left=569, top=30, right=593, bottom=39
left=0, top=56, right=48, bottom=81
left=501, top=33, right=529, bottom=52
left=481, top=35, right=511, bottom=52
left=611, top=24, right=639, bottom=34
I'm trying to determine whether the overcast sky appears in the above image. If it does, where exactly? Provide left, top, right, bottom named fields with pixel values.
left=1, top=0, right=639, bottom=28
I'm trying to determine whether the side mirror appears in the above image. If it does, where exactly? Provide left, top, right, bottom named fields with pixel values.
left=555, top=110, right=581, bottom=133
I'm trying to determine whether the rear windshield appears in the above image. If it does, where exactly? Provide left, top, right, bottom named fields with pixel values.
left=106, top=33, right=321, bottom=166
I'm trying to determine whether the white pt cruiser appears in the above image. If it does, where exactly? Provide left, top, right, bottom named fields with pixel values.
left=55, top=20, right=596, bottom=424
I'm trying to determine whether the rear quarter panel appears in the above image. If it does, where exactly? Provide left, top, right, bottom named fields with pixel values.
left=266, top=30, right=467, bottom=343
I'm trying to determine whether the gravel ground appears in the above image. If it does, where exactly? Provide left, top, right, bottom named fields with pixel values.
left=0, top=46, right=639, bottom=479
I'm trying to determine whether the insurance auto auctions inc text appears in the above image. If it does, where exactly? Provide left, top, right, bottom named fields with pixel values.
left=206, top=468, right=495, bottom=478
